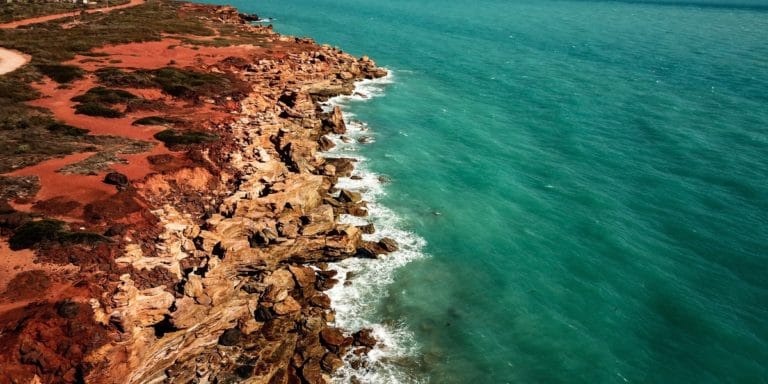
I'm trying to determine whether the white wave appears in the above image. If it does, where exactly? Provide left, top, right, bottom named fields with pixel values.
left=320, top=71, right=428, bottom=384
left=321, top=70, right=395, bottom=112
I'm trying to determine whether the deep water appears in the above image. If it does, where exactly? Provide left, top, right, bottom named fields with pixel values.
left=203, top=0, right=768, bottom=382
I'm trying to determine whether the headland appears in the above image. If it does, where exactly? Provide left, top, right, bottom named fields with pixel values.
left=0, top=1, right=391, bottom=383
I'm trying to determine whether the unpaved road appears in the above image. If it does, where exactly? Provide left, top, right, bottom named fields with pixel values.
left=0, top=0, right=145, bottom=75
left=0, top=0, right=145, bottom=29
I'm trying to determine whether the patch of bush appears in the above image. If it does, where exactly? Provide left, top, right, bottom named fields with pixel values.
left=95, top=67, right=155, bottom=88
left=147, top=67, right=248, bottom=99
left=9, top=218, right=109, bottom=250
left=59, top=231, right=110, bottom=246
left=132, top=116, right=184, bottom=126
left=154, top=129, right=217, bottom=147
left=94, top=67, right=249, bottom=100
left=74, top=102, right=124, bottom=118
left=148, top=67, right=218, bottom=97
left=35, top=64, right=84, bottom=83
left=46, top=123, right=89, bottom=136
left=79, top=52, right=111, bottom=58
left=71, top=87, right=138, bottom=104
left=0, top=69, right=40, bottom=103
left=125, top=98, right=169, bottom=112
left=9, top=219, right=65, bottom=250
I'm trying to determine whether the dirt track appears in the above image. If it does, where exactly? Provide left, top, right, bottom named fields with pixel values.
left=0, top=0, right=145, bottom=29
left=0, top=0, right=146, bottom=75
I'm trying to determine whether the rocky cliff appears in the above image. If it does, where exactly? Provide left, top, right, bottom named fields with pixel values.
left=0, top=3, right=390, bottom=383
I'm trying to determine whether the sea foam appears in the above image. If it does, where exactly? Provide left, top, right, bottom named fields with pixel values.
left=321, top=72, right=427, bottom=384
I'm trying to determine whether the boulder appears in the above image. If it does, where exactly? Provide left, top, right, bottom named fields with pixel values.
left=264, top=269, right=296, bottom=291
left=338, top=189, right=362, bottom=204
left=309, top=294, right=331, bottom=309
left=273, top=296, right=302, bottom=315
left=262, top=285, right=289, bottom=303
left=379, top=237, right=398, bottom=252
left=346, top=205, right=368, bottom=217
left=353, top=328, right=377, bottom=348
left=318, top=136, right=335, bottom=152
left=321, top=106, right=346, bottom=134
left=262, top=318, right=295, bottom=341
left=55, top=300, right=79, bottom=319
left=319, top=328, right=346, bottom=353
left=357, top=223, right=375, bottom=234
left=104, top=172, right=129, bottom=187
left=300, top=358, right=325, bottom=384
left=219, top=328, right=243, bottom=346
left=254, top=305, right=275, bottom=322
left=320, top=353, right=343, bottom=372
left=289, top=265, right=316, bottom=289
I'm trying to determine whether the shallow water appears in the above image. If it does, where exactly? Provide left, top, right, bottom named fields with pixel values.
left=203, top=0, right=768, bottom=382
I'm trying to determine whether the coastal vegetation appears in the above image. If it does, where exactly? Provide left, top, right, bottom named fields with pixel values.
left=154, top=129, right=218, bottom=147
left=0, top=1, right=391, bottom=382
left=132, top=116, right=184, bottom=126
left=0, top=0, right=130, bottom=23
left=74, top=102, right=125, bottom=118
left=9, top=218, right=108, bottom=250
left=35, top=63, right=84, bottom=83
left=71, top=87, right=139, bottom=104
left=46, top=122, right=89, bottom=136
left=95, top=66, right=250, bottom=100
left=71, top=87, right=139, bottom=118
left=0, top=1, right=240, bottom=171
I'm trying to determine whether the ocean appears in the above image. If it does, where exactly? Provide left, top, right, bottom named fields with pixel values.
left=202, top=0, right=768, bottom=382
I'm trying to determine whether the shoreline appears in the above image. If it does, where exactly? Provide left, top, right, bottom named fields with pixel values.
left=0, top=2, right=402, bottom=383
left=319, top=74, right=428, bottom=383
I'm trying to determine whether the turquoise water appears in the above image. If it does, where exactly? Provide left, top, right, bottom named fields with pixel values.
left=205, top=0, right=768, bottom=382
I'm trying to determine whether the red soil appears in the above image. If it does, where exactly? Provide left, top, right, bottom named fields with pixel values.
left=72, top=39, right=261, bottom=71
left=0, top=242, right=37, bottom=294
left=0, top=6, right=265, bottom=383
left=7, top=152, right=114, bottom=221
left=28, top=78, right=164, bottom=142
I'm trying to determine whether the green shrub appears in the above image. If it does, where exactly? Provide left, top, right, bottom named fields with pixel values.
left=95, top=67, right=155, bottom=88
left=154, top=129, right=217, bottom=147
left=46, top=123, right=89, bottom=136
left=125, top=98, right=168, bottom=112
left=74, top=102, right=124, bottom=118
left=132, top=116, right=184, bottom=126
left=35, top=64, right=84, bottom=83
left=59, top=231, right=109, bottom=245
left=149, top=67, right=218, bottom=97
left=9, top=219, right=65, bottom=250
left=71, top=87, right=138, bottom=104
left=148, top=67, right=246, bottom=99
left=9, top=218, right=109, bottom=250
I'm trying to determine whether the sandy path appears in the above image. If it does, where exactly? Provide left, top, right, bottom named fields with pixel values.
left=0, top=47, right=30, bottom=75
left=0, top=0, right=145, bottom=29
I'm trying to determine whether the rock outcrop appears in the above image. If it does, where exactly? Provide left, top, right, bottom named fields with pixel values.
left=0, top=3, right=392, bottom=383
left=84, top=7, right=389, bottom=384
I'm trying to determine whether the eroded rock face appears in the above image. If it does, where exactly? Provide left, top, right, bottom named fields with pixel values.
left=79, top=9, right=392, bottom=384
left=0, top=4, right=391, bottom=383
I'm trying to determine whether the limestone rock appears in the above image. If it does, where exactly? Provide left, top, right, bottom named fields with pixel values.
left=338, top=189, right=362, bottom=203
left=353, top=328, right=377, bottom=348
left=289, top=265, right=316, bottom=289
left=219, top=328, right=243, bottom=346
left=273, top=296, right=301, bottom=315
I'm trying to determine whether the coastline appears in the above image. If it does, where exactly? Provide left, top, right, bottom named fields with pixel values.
left=319, top=75, right=428, bottom=384
left=0, top=2, right=402, bottom=383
